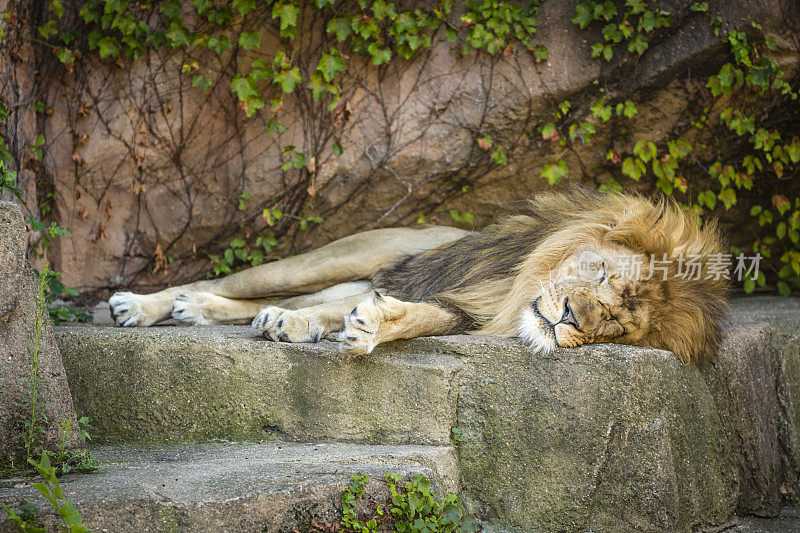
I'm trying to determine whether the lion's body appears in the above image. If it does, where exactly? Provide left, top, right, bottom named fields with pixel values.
left=110, top=188, right=728, bottom=365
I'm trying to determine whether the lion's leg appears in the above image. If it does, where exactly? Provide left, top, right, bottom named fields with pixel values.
left=339, top=293, right=461, bottom=355
left=109, top=226, right=468, bottom=327
left=252, top=292, right=372, bottom=343
left=170, top=281, right=372, bottom=326
left=252, top=291, right=460, bottom=349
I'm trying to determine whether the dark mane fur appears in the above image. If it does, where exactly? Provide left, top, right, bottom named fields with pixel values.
left=373, top=222, right=542, bottom=304
left=373, top=187, right=607, bottom=306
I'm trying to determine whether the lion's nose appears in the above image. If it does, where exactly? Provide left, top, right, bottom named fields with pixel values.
left=559, top=297, right=580, bottom=329
left=533, top=297, right=579, bottom=330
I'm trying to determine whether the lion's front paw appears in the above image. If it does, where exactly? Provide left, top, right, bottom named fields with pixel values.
left=252, top=306, right=324, bottom=343
left=339, top=294, right=383, bottom=356
left=109, top=292, right=148, bottom=327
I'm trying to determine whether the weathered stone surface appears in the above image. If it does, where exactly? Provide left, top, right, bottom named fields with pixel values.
left=0, top=442, right=458, bottom=533
left=733, top=505, right=800, bottom=533
left=700, top=298, right=800, bottom=517
left=0, top=202, right=81, bottom=475
left=411, top=336, right=738, bottom=532
left=55, top=325, right=462, bottom=445
left=37, top=297, right=800, bottom=531
left=702, top=322, right=784, bottom=516
left=51, top=296, right=800, bottom=531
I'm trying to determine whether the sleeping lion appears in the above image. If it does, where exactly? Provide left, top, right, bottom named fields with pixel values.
left=109, top=188, right=728, bottom=366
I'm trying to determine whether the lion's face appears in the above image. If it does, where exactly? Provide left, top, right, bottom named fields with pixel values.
left=519, top=246, right=654, bottom=353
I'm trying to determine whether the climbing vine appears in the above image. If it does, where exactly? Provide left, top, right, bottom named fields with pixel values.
left=534, top=1, right=800, bottom=295
left=26, top=0, right=546, bottom=282
left=38, top=0, right=543, bottom=132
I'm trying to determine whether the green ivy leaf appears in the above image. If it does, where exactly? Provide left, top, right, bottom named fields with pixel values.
left=743, top=277, right=755, bottom=293
left=590, top=100, right=612, bottom=121
left=541, top=160, right=568, bottom=185
left=327, top=16, right=353, bottom=41
left=272, top=1, right=299, bottom=37
left=160, top=0, right=183, bottom=20
left=571, top=3, right=595, bottom=29
left=39, top=20, right=58, bottom=40
left=192, top=74, right=212, bottom=90
left=628, top=34, right=648, bottom=55
left=274, top=67, right=302, bottom=93
left=238, top=30, right=260, bottom=51
left=232, top=0, right=256, bottom=17
left=633, top=140, right=657, bottom=162
left=619, top=100, right=637, bottom=118
left=778, top=281, right=791, bottom=297
left=207, top=34, right=231, bottom=54
left=318, top=48, right=346, bottom=82
left=332, top=141, right=343, bottom=156
left=698, top=189, right=717, bottom=210
left=97, top=36, right=120, bottom=58
left=598, top=178, right=623, bottom=194
left=491, top=147, right=508, bottom=165
left=368, top=42, right=392, bottom=65
left=266, top=116, right=286, bottom=136
left=231, top=74, right=258, bottom=101
left=372, top=0, right=397, bottom=21
left=777, top=222, right=787, bottom=239
left=621, top=157, right=645, bottom=180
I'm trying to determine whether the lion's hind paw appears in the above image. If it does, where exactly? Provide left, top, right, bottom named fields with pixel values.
left=252, top=306, right=324, bottom=343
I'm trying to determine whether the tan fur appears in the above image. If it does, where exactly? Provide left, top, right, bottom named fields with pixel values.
left=109, top=189, right=727, bottom=365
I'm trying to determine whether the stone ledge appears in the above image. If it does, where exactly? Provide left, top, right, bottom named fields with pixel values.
left=56, top=325, right=462, bottom=446
left=0, top=442, right=457, bottom=532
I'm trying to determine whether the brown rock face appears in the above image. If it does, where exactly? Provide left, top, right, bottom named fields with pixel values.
left=2, top=1, right=799, bottom=296
left=0, top=201, right=81, bottom=473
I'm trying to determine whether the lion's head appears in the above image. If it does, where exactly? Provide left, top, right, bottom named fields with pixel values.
left=479, top=189, right=729, bottom=366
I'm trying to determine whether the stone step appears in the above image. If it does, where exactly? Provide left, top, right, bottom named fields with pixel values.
left=55, top=325, right=462, bottom=446
left=0, top=442, right=458, bottom=533
left=46, top=297, right=800, bottom=531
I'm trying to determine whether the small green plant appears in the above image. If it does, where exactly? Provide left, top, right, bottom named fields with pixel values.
left=40, top=269, right=91, bottom=326
left=450, top=427, right=464, bottom=448
left=341, top=472, right=478, bottom=533
left=49, top=418, right=103, bottom=476
left=449, top=209, right=474, bottom=227
left=4, top=266, right=97, bottom=531
left=4, top=452, right=89, bottom=533
left=20, top=265, right=51, bottom=466
left=15, top=265, right=101, bottom=476
left=4, top=499, right=44, bottom=533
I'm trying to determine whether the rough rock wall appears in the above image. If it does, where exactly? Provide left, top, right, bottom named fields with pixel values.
left=4, top=0, right=800, bottom=296
left=0, top=201, right=81, bottom=473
